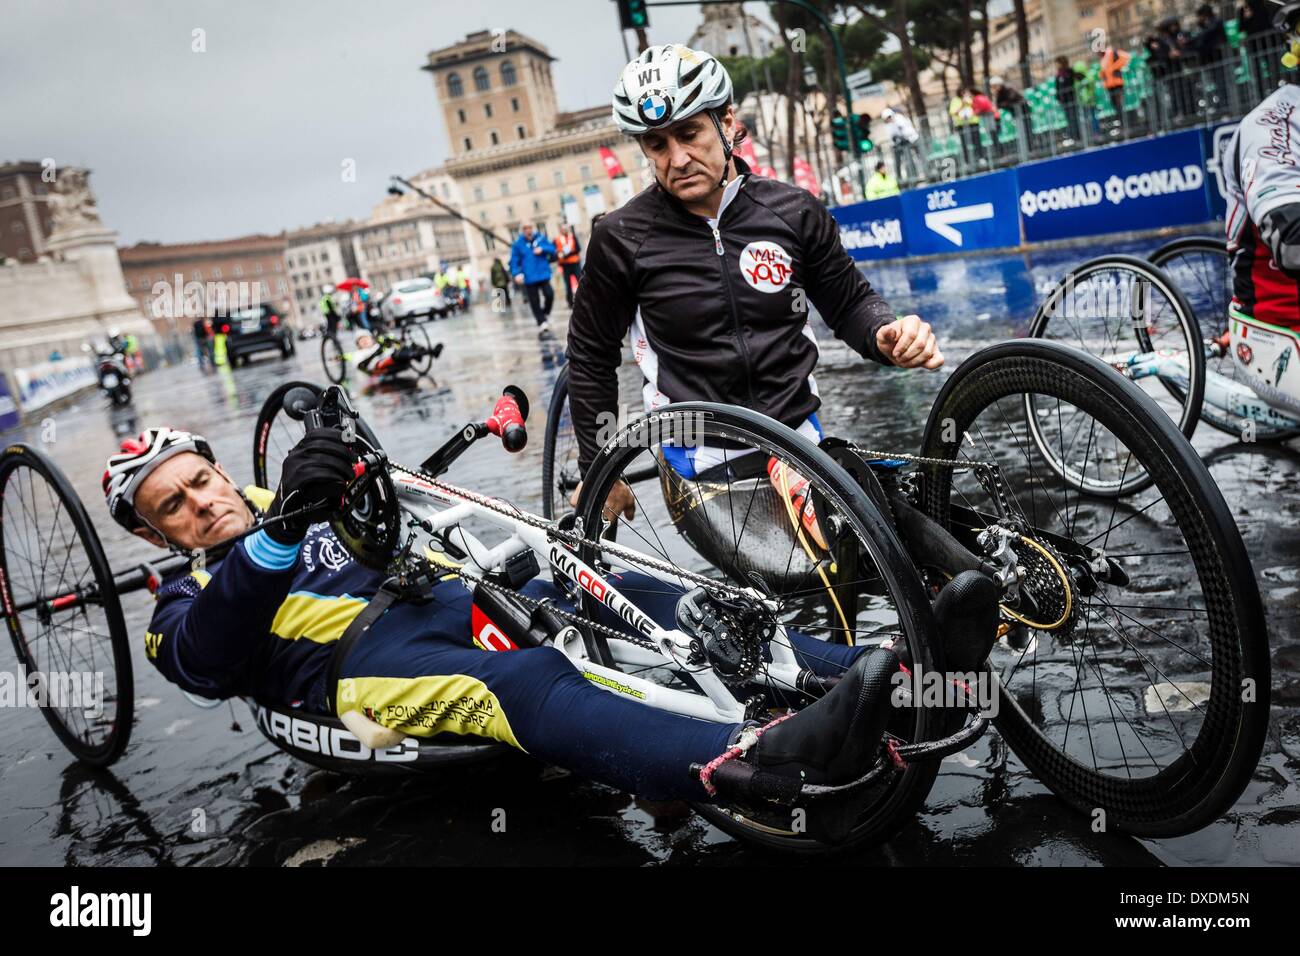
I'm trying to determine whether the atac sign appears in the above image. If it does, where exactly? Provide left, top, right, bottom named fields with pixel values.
left=739, top=240, right=793, bottom=293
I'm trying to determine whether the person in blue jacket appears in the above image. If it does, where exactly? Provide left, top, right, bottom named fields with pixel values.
left=509, top=221, right=557, bottom=334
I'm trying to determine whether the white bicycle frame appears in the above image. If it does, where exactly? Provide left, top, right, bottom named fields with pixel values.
left=1109, top=346, right=1300, bottom=431
left=391, top=470, right=809, bottom=725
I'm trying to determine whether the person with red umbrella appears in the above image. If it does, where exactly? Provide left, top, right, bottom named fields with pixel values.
left=336, top=277, right=371, bottom=331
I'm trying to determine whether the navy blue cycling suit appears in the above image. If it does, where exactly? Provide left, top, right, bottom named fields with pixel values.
left=145, top=520, right=865, bottom=800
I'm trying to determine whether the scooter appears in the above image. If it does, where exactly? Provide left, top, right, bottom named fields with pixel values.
left=84, top=342, right=132, bottom=406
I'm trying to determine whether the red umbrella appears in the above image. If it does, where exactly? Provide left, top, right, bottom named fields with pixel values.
left=335, top=277, right=369, bottom=292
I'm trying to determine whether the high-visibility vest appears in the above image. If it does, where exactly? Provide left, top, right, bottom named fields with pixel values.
left=1101, top=48, right=1130, bottom=90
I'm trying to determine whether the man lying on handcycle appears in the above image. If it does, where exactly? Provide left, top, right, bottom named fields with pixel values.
left=102, top=425, right=941, bottom=833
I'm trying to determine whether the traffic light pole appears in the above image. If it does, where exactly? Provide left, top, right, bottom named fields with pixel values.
left=643, top=0, right=868, bottom=201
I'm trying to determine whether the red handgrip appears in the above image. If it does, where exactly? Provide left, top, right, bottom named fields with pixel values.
left=486, top=391, right=527, bottom=452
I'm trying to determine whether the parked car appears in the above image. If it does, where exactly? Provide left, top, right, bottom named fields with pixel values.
left=381, top=278, right=447, bottom=323
left=217, top=303, right=295, bottom=365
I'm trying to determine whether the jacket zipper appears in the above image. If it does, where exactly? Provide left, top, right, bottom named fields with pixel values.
left=712, top=222, right=757, bottom=408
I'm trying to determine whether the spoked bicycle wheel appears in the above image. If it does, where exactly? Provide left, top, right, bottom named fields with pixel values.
left=576, top=403, right=945, bottom=853
left=253, top=381, right=382, bottom=490
left=320, top=334, right=349, bottom=385
left=405, top=323, right=435, bottom=375
left=0, top=445, right=133, bottom=766
left=1030, top=255, right=1205, bottom=442
left=918, top=339, right=1270, bottom=837
left=540, top=366, right=657, bottom=520
left=1152, top=237, right=1300, bottom=442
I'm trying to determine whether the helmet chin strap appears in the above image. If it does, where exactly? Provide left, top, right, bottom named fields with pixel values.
left=707, top=111, right=736, bottom=189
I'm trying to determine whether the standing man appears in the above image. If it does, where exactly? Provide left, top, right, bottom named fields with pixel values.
left=489, top=257, right=511, bottom=309
left=319, top=285, right=342, bottom=336
left=510, top=220, right=557, bottom=335
left=555, top=224, right=584, bottom=309
left=881, top=107, right=922, bottom=186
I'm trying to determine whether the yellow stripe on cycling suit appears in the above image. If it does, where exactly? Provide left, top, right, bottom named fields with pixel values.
left=271, top=592, right=369, bottom=644
left=336, top=674, right=523, bottom=749
left=190, top=569, right=212, bottom=588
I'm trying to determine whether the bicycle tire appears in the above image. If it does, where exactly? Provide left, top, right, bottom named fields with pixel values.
left=253, top=381, right=382, bottom=491
left=1030, top=254, right=1206, bottom=446
left=577, top=402, right=945, bottom=854
left=918, top=339, right=1270, bottom=837
left=320, top=334, right=348, bottom=385
left=406, top=323, right=434, bottom=375
left=0, top=444, right=133, bottom=767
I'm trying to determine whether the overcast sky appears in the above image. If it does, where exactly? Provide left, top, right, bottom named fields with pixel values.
left=2, top=0, right=732, bottom=246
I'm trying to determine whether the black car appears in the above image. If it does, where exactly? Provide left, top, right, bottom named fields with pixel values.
left=217, top=303, right=295, bottom=365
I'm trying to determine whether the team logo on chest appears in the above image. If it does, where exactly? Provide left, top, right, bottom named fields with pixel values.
left=739, top=240, right=794, bottom=293
left=317, top=537, right=351, bottom=572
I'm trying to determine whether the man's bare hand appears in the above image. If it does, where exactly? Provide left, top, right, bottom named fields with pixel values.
left=569, top=478, right=636, bottom=524
left=877, top=314, right=944, bottom=369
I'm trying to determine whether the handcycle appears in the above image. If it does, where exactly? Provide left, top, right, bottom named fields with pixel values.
left=320, top=311, right=443, bottom=385
left=1030, top=241, right=1300, bottom=447
left=0, top=338, right=1271, bottom=853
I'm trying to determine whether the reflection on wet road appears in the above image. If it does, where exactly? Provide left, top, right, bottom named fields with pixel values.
left=0, top=237, right=1296, bottom=867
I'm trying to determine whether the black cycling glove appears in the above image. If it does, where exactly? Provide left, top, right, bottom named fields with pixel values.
left=264, top=428, right=357, bottom=545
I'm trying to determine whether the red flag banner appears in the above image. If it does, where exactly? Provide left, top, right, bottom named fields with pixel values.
left=598, top=146, right=625, bottom=179
left=793, top=156, right=821, bottom=197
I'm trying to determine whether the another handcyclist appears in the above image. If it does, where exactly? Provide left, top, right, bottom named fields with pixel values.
left=567, top=44, right=944, bottom=527
left=103, top=426, right=924, bottom=831
left=1222, top=0, right=1300, bottom=417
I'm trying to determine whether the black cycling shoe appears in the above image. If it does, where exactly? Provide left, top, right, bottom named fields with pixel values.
left=932, top=570, right=1000, bottom=673
left=748, top=646, right=899, bottom=843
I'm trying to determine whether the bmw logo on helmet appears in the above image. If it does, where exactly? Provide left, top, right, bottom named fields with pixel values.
left=637, top=91, right=672, bottom=127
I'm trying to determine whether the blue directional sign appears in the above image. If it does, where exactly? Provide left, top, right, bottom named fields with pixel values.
left=897, top=170, right=1022, bottom=257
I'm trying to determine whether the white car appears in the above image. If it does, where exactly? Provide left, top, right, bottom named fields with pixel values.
left=381, top=278, right=447, bottom=323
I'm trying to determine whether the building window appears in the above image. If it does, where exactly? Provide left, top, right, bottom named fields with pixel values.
left=501, top=61, right=517, bottom=86
left=233, top=265, right=243, bottom=277
left=506, top=205, right=514, bottom=219
left=441, top=183, right=450, bottom=198
left=192, top=270, right=202, bottom=280
left=580, top=164, right=592, bottom=181
left=553, top=169, right=564, bottom=186
left=274, top=260, right=282, bottom=272
left=139, top=277, right=151, bottom=289
left=463, top=137, right=473, bottom=151
left=457, top=108, right=466, bottom=123
left=484, top=103, right=493, bottom=118
left=490, top=130, right=500, bottom=146
left=254, top=262, right=263, bottom=274
left=532, top=200, right=542, bottom=214
left=511, top=97, right=520, bottom=112
left=447, top=73, right=463, bottom=97
left=500, top=180, right=510, bottom=196
left=516, top=124, right=526, bottom=139
left=526, top=175, right=538, bottom=191
left=320, top=251, right=328, bottom=262
left=473, top=66, right=490, bottom=91
left=276, top=279, right=287, bottom=293
left=473, top=185, right=485, bottom=202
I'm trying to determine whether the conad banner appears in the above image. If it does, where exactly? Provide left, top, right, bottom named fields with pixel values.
left=1016, top=129, right=1211, bottom=243
left=11, top=358, right=98, bottom=413
left=0, top=374, right=20, bottom=430
left=832, top=125, right=1226, bottom=262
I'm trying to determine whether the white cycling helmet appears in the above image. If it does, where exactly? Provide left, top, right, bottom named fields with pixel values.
left=612, top=44, right=733, bottom=135
left=103, top=427, right=216, bottom=530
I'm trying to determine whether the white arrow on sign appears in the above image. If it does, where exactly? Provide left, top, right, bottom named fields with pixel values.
left=923, top=202, right=995, bottom=246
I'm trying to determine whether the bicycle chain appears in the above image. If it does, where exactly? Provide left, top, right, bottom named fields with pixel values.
left=846, top=445, right=1018, bottom=524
